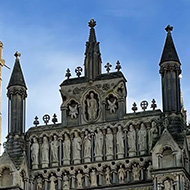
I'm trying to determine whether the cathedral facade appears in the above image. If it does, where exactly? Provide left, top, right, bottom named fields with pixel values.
left=0, top=19, right=190, bottom=190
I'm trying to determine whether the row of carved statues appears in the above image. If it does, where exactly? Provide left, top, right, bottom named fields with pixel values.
left=30, top=121, right=160, bottom=169
left=31, top=162, right=152, bottom=190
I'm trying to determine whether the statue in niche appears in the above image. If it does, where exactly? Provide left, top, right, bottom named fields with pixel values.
left=87, top=92, right=98, bottom=121
left=107, top=98, right=117, bottom=113
left=118, top=165, right=125, bottom=183
left=147, top=162, right=152, bottom=180
left=36, top=176, right=43, bottom=190
left=117, top=125, right=124, bottom=156
left=106, top=128, right=113, bottom=158
left=49, top=174, right=56, bottom=190
left=76, top=170, right=83, bottom=188
left=69, top=103, right=78, bottom=119
left=83, top=130, right=91, bottom=161
left=105, top=167, right=111, bottom=185
left=72, top=131, right=81, bottom=163
left=127, top=125, right=136, bottom=155
left=63, top=133, right=71, bottom=164
left=138, top=123, right=147, bottom=155
left=50, top=135, right=59, bottom=163
left=31, top=137, right=39, bottom=169
left=90, top=169, right=97, bottom=187
left=132, top=164, right=140, bottom=181
left=41, top=136, right=49, bottom=168
left=164, top=180, right=174, bottom=190
left=148, top=121, right=158, bottom=152
left=94, top=128, right=103, bottom=158
left=63, top=173, right=69, bottom=190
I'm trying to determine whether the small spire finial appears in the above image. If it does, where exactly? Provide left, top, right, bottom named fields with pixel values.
left=165, top=25, right=173, bottom=33
left=88, top=19, right=96, bottom=28
left=14, top=51, right=21, bottom=59
left=0, top=41, right=3, bottom=48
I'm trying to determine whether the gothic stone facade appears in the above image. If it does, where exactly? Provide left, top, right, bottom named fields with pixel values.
left=0, top=20, right=190, bottom=190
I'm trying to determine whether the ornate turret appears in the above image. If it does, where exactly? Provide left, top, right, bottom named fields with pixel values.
left=7, top=52, right=27, bottom=135
left=84, top=19, right=102, bottom=80
left=159, top=25, right=181, bottom=113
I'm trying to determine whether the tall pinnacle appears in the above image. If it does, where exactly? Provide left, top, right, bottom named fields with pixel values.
left=88, top=19, right=97, bottom=42
left=7, top=51, right=27, bottom=89
left=84, top=19, right=102, bottom=80
left=159, top=25, right=180, bottom=65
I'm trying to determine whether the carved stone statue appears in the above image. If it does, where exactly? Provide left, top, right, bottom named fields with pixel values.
left=105, top=167, right=111, bottom=185
left=116, top=125, right=124, bottom=158
left=132, top=164, right=140, bottom=181
left=148, top=121, right=158, bottom=152
left=72, top=131, right=81, bottom=164
left=83, top=130, right=91, bottom=162
left=41, top=136, right=49, bottom=168
left=138, top=123, right=147, bottom=155
left=94, top=128, right=103, bottom=161
left=76, top=170, right=83, bottom=189
left=147, top=162, right=152, bottom=180
left=90, top=169, right=97, bottom=187
left=118, top=165, right=125, bottom=183
left=127, top=125, right=136, bottom=157
left=63, top=133, right=71, bottom=165
left=36, top=176, right=43, bottom=190
left=107, top=98, right=117, bottom=113
left=69, top=104, right=78, bottom=119
left=49, top=174, right=56, bottom=190
left=87, top=92, right=98, bottom=121
left=51, top=135, right=59, bottom=166
left=63, top=173, right=69, bottom=190
left=105, top=128, right=113, bottom=160
left=31, top=137, right=39, bottom=169
left=164, top=180, right=174, bottom=190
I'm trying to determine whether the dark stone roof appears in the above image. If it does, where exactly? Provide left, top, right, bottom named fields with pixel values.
left=7, top=59, right=27, bottom=89
left=60, top=71, right=126, bottom=86
left=159, top=31, right=180, bottom=65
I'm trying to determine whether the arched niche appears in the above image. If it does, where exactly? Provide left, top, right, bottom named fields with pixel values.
left=162, top=147, right=175, bottom=168
left=0, top=168, right=13, bottom=187
left=84, top=90, right=100, bottom=122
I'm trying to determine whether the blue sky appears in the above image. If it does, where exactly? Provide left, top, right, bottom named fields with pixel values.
left=0, top=0, right=190, bottom=149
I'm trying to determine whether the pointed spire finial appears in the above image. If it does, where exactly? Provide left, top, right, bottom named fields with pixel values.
left=0, top=41, right=3, bottom=48
left=14, top=51, right=21, bottom=59
left=88, top=19, right=96, bottom=28
left=165, top=25, right=173, bottom=33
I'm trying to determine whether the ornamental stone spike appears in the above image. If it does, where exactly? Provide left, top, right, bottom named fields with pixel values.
left=165, top=25, right=173, bottom=33
left=14, top=51, right=21, bottom=60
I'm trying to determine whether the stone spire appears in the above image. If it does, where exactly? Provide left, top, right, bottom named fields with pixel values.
left=84, top=19, right=102, bottom=80
left=7, top=52, right=27, bottom=135
left=7, top=51, right=26, bottom=89
left=159, top=25, right=180, bottom=65
left=159, top=25, right=181, bottom=113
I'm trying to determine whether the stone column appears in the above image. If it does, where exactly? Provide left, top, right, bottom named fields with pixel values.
left=91, top=132, right=95, bottom=162
left=102, top=100, right=106, bottom=122
left=124, top=129, right=128, bottom=157
left=103, top=129, right=106, bottom=161
left=39, top=137, right=42, bottom=169
left=58, top=137, right=62, bottom=166
left=78, top=104, right=82, bottom=125
left=61, top=105, right=67, bottom=127
left=113, top=128, right=117, bottom=160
